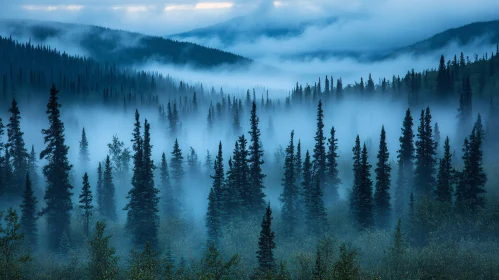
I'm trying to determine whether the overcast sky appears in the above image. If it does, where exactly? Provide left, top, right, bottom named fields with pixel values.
left=1, top=0, right=498, bottom=39
left=1, top=0, right=498, bottom=86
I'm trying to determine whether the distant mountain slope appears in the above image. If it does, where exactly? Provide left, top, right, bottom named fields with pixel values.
left=0, top=19, right=252, bottom=69
left=170, top=16, right=337, bottom=45
left=391, top=20, right=499, bottom=57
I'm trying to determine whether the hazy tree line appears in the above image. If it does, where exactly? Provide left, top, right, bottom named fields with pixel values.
left=1, top=38, right=499, bottom=279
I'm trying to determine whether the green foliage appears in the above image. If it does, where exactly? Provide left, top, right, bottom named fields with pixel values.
left=198, top=242, right=239, bottom=280
left=128, top=241, right=161, bottom=280
left=333, top=243, right=360, bottom=280
left=0, top=208, right=30, bottom=280
left=87, top=221, right=119, bottom=280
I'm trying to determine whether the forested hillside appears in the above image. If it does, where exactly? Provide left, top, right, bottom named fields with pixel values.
left=1, top=35, right=499, bottom=280
left=0, top=19, right=252, bottom=69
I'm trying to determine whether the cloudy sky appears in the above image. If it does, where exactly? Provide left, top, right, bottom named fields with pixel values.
left=1, top=0, right=498, bottom=87
left=2, top=0, right=498, bottom=39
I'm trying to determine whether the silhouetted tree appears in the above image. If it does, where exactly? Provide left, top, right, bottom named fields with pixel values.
left=435, top=137, right=453, bottom=203
left=79, top=127, right=90, bottom=167
left=20, top=173, right=38, bottom=248
left=79, top=172, right=93, bottom=238
left=313, top=100, right=326, bottom=189
left=280, top=131, right=298, bottom=237
left=7, top=99, right=28, bottom=197
left=248, top=101, right=266, bottom=217
left=39, top=85, right=73, bottom=252
left=256, top=202, right=276, bottom=274
left=102, top=155, right=117, bottom=221
left=374, top=126, right=391, bottom=228
left=325, top=126, right=341, bottom=203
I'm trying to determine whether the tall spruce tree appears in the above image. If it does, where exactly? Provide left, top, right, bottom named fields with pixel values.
left=125, top=113, right=160, bottom=248
left=436, top=55, right=450, bottom=100
left=374, top=126, right=391, bottom=228
left=97, top=162, right=104, bottom=216
left=206, top=187, right=222, bottom=247
left=102, top=155, right=117, bottom=221
left=0, top=118, right=4, bottom=195
left=302, top=151, right=313, bottom=225
left=206, top=142, right=224, bottom=246
left=170, top=139, right=184, bottom=213
left=351, top=137, right=374, bottom=229
left=313, top=100, right=327, bottom=189
left=434, top=122, right=441, bottom=157
left=435, top=137, right=453, bottom=203
left=294, top=139, right=302, bottom=182
left=307, top=174, right=327, bottom=235
left=248, top=101, right=266, bottom=216
left=79, top=172, right=93, bottom=238
left=39, top=85, right=73, bottom=252
left=280, top=131, right=298, bottom=237
left=20, top=173, right=38, bottom=248
left=457, top=76, right=473, bottom=140
left=7, top=99, right=29, bottom=197
left=79, top=127, right=90, bottom=168
left=457, top=115, right=487, bottom=211
left=325, top=126, right=341, bottom=203
left=28, top=145, right=38, bottom=194
left=395, top=109, right=414, bottom=217
left=413, top=108, right=437, bottom=198
left=160, top=152, right=174, bottom=217
left=256, top=202, right=276, bottom=274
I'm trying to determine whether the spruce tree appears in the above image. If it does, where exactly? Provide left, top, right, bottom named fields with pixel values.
left=457, top=115, right=487, bottom=211
left=20, top=173, right=38, bottom=248
left=434, top=122, right=441, bottom=156
left=308, top=174, right=327, bottom=235
left=301, top=151, right=313, bottom=223
left=313, top=100, right=326, bottom=189
left=87, top=221, right=119, bottom=280
left=79, top=172, right=93, bottom=238
left=294, top=139, right=302, bottom=182
left=256, top=202, right=276, bottom=274
left=39, top=85, right=73, bottom=252
left=206, top=187, right=222, bottom=247
left=170, top=139, right=184, bottom=213
left=0, top=118, right=4, bottom=195
left=28, top=145, right=38, bottom=194
left=395, top=109, right=414, bottom=217
left=125, top=113, right=160, bottom=248
left=102, top=155, right=117, bottom=221
left=436, top=55, right=449, bottom=100
left=280, top=131, right=298, bottom=237
left=207, top=142, right=228, bottom=234
left=248, top=101, right=266, bottom=216
left=160, top=152, right=174, bottom=217
left=350, top=136, right=361, bottom=219
left=187, top=147, right=200, bottom=176
left=7, top=99, right=28, bottom=197
left=97, top=162, right=104, bottom=216
left=325, top=126, right=341, bottom=203
left=79, top=127, right=90, bottom=168
left=204, top=150, right=213, bottom=176
left=457, top=76, right=473, bottom=140
left=374, top=126, right=391, bottom=228
left=413, top=108, right=437, bottom=197
left=435, top=137, right=453, bottom=203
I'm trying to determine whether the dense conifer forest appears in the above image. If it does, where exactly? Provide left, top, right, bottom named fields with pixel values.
left=1, top=34, right=499, bottom=280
